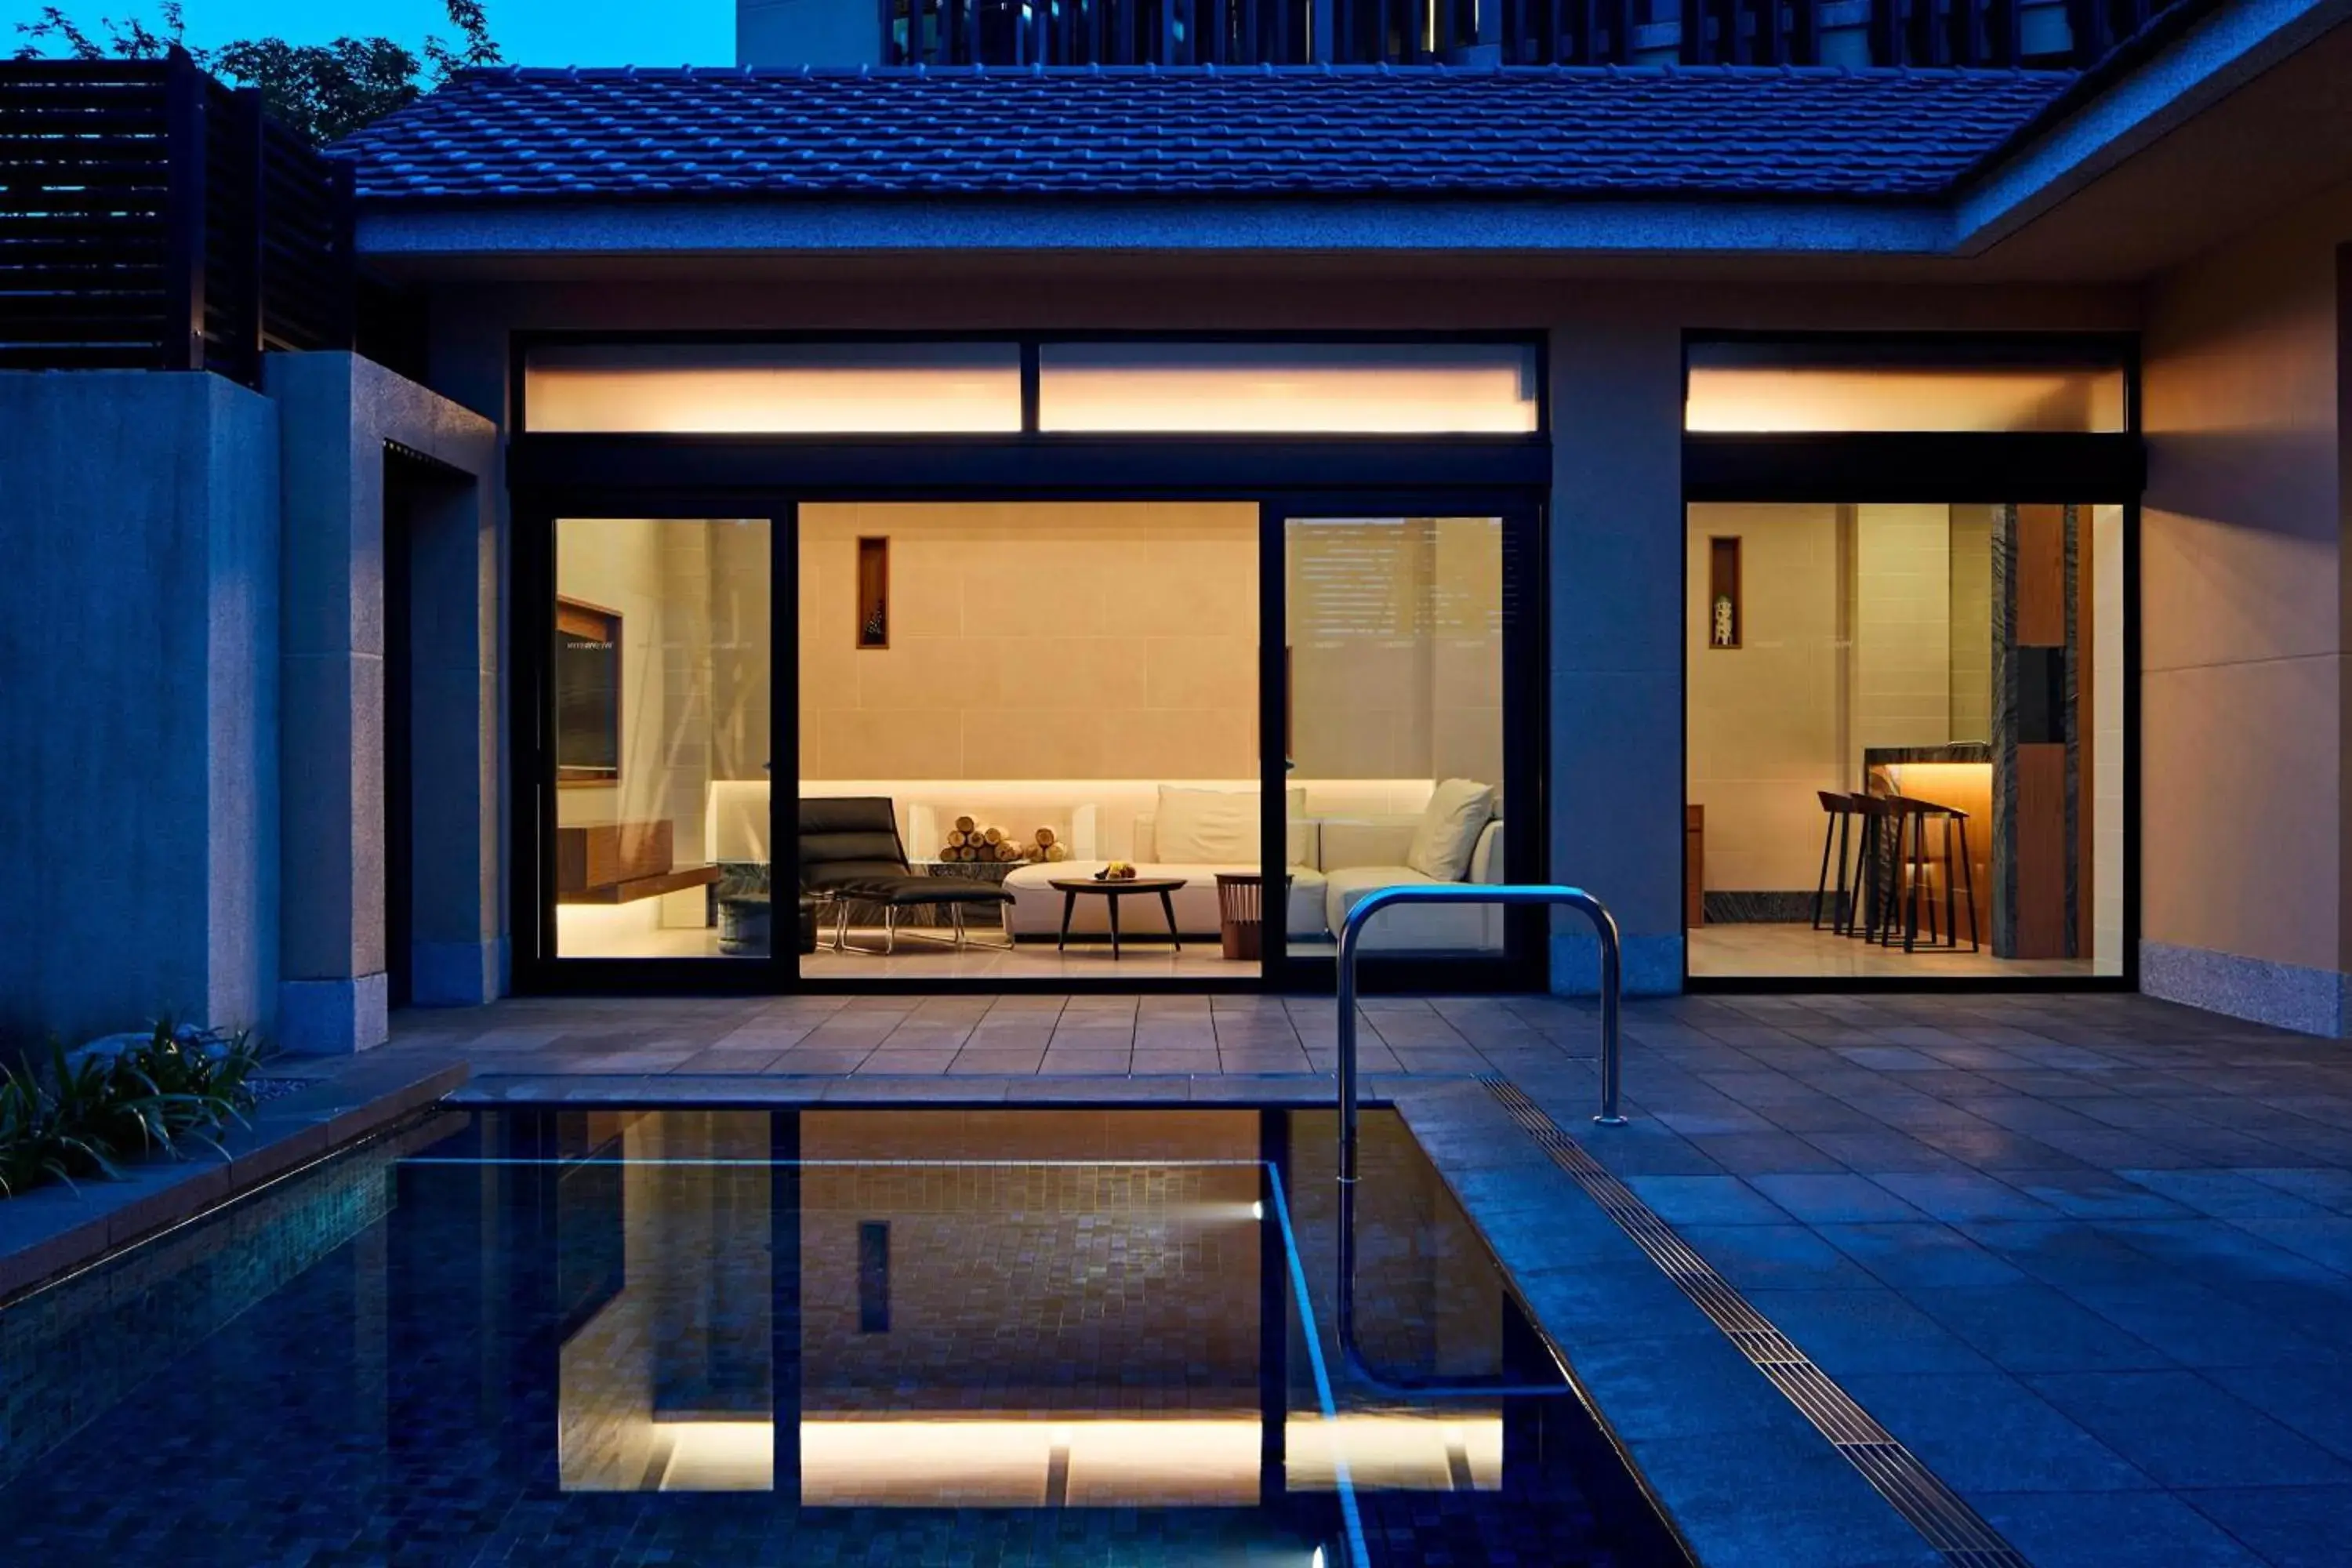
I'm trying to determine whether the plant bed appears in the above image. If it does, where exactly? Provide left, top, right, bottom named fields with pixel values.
left=1, top=1021, right=267, bottom=1199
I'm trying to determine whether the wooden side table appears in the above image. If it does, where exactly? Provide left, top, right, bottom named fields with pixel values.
left=1047, top=877, right=1186, bottom=958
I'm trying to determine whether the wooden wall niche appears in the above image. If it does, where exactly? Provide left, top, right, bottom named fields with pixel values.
left=1706, top=536, right=1742, bottom=649
left=856, top=535, right=890, bottom=648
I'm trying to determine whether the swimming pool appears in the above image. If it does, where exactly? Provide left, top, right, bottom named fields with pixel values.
left=0, top=1106, right=1686, bottom=1566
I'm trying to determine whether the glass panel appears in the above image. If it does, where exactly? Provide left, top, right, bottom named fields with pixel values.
left=1284, top=517, right=1506, bottom=960
left=1039, top=343, right=1540, bottom=433
left=554, top=517, right=771, bottom=959
left=1685, top=344, right=2127, bottom=432
left=524, top=343, right=1024, bottom=433
left=1684, top=502, right=2124, bottom=978
left=795, top=502, right=1261, bottom=980
left=2, top=1107, right=1690, bottom=1561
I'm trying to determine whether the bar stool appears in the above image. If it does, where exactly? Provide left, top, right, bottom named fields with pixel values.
left=1882, top=795, right=1982, bottom=954
left=1846, top=793, right=1902, bottom=942
left=1812, top=790, right=1860, bottom=934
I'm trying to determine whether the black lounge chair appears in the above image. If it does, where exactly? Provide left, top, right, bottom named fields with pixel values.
left=799, top=796, right=1015, bottom=954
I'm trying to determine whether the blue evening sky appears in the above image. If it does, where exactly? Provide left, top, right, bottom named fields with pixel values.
left=3, top=0, right=731, bottom=69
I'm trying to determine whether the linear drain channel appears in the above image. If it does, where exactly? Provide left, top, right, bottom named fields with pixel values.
left=1479, top=1076, right=2029, bottom=1568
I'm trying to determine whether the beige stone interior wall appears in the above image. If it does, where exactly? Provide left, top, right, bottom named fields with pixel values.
left=1286, top=516, right=1502, bottom=785
left=2141, top=181, right=2352, bottom=990
left=1853, top=503, right=1955, bottom=752
left=799, top=503, right=1258, bottom=781
left=1686, top=503, right=1846, bottom=892
left=1948, top=506, right=1995, bottom=741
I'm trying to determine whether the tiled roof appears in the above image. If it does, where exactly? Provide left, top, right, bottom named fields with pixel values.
left=339, top=65, right=2077, bottom=203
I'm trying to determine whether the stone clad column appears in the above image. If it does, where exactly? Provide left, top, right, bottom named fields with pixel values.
left=1547, top=318, right=1687, bottom=994
left=268, top=353, right=498, bottom=1051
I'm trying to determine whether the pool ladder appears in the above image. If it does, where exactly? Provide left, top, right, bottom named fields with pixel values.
left=1333, top=884, right=1626, bottom=1397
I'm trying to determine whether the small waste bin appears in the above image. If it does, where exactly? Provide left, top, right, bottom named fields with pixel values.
left=1214, top=873, right=1288, bottom=962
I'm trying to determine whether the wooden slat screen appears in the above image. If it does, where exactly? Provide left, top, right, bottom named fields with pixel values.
left=0, top=49, right=353, bottom=385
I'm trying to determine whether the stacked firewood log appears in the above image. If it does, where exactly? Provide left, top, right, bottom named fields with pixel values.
left=938, top=816, right=1069, bottom=864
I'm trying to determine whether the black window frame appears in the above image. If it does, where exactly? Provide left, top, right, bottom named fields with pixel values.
left=506, top=328, right=1554, bottom=999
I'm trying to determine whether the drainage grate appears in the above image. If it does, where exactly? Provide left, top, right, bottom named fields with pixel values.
left=1479, top=1076, right=2030, bottom=1568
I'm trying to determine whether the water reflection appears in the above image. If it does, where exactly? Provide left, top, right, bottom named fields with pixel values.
left=418, top=1109, right=1519, bottom=1507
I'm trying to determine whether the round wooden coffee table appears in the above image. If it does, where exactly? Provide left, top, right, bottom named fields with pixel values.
left=1047, top=877, right=1186, bottom=958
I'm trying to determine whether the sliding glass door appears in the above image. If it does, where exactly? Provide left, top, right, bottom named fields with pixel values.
left=1266, top=500, right=1545, bottom=989
left=534, top=512, right=779, bottom=971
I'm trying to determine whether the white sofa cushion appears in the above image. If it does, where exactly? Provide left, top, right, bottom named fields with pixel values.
left=1320, top=867, right=1501, bottom=952
left=1405, top=779, right=1498, bottom=880
left=1138, top=811, right=1315, bottom=867
left=1151, top=785, right=1308, bottom=863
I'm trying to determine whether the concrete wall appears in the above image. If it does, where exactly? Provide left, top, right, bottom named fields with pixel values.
left=2140, top=180, right=2352, bottom=1033
left=0, top=372, right=280, bottom=1045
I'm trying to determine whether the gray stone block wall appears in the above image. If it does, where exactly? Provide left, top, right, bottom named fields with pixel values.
left=0, top=371, right=281, bottom=1044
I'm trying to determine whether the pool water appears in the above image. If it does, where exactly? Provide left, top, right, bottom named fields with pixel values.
left=0, top=1107, right=1686, bottom=1566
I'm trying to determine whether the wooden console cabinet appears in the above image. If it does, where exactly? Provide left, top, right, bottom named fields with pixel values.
left=556, top=820, right=720, bottom=904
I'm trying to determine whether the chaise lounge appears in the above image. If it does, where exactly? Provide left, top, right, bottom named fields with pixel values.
left=798, top=796, right=1015, bottom=953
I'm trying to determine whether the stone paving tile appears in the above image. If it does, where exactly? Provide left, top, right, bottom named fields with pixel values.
left=2028, top=1370, right=2352, bottom=1489
left=1839, top=1370, right=2153, bottom=1493
left=1621, top=1173, right=1791, bottom=1225
left=2183, top=1486, right=2352, bottom=1568
left=1978, top=1490, right=2267, bottom=1568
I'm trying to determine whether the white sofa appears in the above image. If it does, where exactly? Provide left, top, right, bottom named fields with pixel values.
left=706, top=777, right=1506, bottom=952
left=1314, top=815, right=1507, bottom=952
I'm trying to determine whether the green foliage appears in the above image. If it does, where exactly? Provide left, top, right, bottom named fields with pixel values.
left=13, top=0, right=500, bottom=144
left=0, top=1019, right=267, bottom=1200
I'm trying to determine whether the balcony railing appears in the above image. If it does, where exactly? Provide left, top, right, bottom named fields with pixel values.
left=889, top=0, right=2199, bottom=68
left=0, top=50, right=355, bottom=387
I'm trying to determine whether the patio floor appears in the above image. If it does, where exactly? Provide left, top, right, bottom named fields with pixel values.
left=383, top=989, right=2352, bottom=1566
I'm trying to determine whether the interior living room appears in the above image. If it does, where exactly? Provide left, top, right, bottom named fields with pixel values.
left=1682, top=499, right=2125, bottom=981
left=549, top=499, right=1513, bottom=984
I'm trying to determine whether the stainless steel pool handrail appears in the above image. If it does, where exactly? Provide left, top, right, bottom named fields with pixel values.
left=1332, top=883, right=1627, bottom=1399
left=1338, top=883, right=1628, bottom=1192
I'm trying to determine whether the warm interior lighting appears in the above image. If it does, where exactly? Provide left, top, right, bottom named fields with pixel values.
left=624, top=1414, right=1504, bottom=1503
left=801, top=1417, right=1261, bottom=1507
left=1685, top=365, right=2126, bottom=433
left=1037, top=343, right=1539, bottom=434
left=524, top=343, right=1024, bottom=433
left=656, top=1420, right=774, bottom=1492
left=1880, top=761, right=1994, bottom=801
left=1286, top=1411, right=1503, bottom=1493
